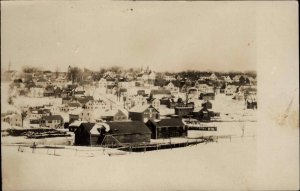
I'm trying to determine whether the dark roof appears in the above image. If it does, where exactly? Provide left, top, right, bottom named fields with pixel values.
left=78, top=123, right=95, bottom=132
left=68, top=102, right=81, bottom=107
left=42, top=115, right=63, bottom=121
left=200, top=93, right=215, bottom=96
left=106, top=121, right=151, bottom=135
left=77, top=96, right=94, bottom=104
left=150, top=118, right=184, bottom=127
left=150, top=89, right=171, bottom=95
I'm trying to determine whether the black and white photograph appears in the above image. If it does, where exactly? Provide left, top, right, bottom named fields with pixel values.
left=1, top=1, right=298, bottom=190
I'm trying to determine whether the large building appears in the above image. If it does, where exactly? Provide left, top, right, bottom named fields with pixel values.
left=129, top=105, right=160, bottom=122
left=146, top=118, right=187, bottom=139
left=74, top=121, right=151, bottom=146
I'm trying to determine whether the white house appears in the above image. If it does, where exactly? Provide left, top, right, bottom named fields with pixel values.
left=84, top=100, right=108, bottom=110
left=149, top=98, right=160, bottom=111
left=164, top=82, right=176, bottom=91
left=41, top=115, right=63, bottom=128
left=209, top=73, right=218, bottom=81
left=98, top=78, right=107, bottom=88
left=164, top=75, right=176, bottom=81
left=225, top=85, right=238, bottom=96
left=197, top=84, right=214, bottom=93
left=224, top=76, right=232, bottom=83
left=29, top=87, right=44, bottom=97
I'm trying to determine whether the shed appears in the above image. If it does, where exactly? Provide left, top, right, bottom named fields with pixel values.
left=146, top=118, right=187, bottom=139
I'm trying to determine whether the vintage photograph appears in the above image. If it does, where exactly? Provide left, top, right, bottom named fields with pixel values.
left=1, top=1, right=298, bottom=190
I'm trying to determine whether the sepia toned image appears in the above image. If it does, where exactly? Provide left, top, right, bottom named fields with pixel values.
left=1, top=1, right=298, bottom=190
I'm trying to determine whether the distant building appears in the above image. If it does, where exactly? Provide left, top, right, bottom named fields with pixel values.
left=175, top=107, right=194, bottom=118
left=129, top=105, right=160, bottom=122
left=150, top=89, right=171, bottom=99
left=74, top=121, right=151, bottom=146
left=146, top=118, right=187, bottom=139
left=40, top=115, right=63, bottom=128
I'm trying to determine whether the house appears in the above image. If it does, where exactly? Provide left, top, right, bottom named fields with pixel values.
left=2, top=113, right=22, bottom=127
left=74, top=121, right=151, bottom=146
left=95, top=109, right=128, bottom=122
left=164, top=82, right=176, bottom=91
left=43, top=86, right=55, bottom=96
left=76, top=96, right=94, bottom=105
left=232, top=75, right=242, bottom=82
left=224, top=76, right=232, bottom=83
left=196, top=83, right=214, bottom=93
left=147, top=98, right=160, bottom=111
left=199, top=93, right=215, bottom=101
left=117, top=78, right=130, bottom=88
left=193, top=107, right=215, bottom=121
left=209, top=73, right=218, bottom=81
left=201, top=100, right=212, bottom=109
left=54, top=87, right=62, bottom=98
left=175, top=107, right=194, bottom=117
left=40, top=115, right=63, bottom=128
left=220, top=84, right=226, bottom=94
left=69, top=108, right=84, bottom=124
left=129, top=105, right=160, bottom=122
left=146, top=118, right=187, bottom=139
left=28, top=109, right=51, bottom=119
left=62, top=97, right=72, bottom=104
left=137, top=90, right=146, bottom=96
left=98, top=78, right=107, bottom=88
left=29, top=87, right=44, bottom=97
left=84, top=99, right=108, bottom=110
left=225, top=85, right=238, bottom=96
left=246, top=95, right=257, bottom=109
left=106, top=85, right=117, bottom=94
left=150, top=89, right=171, bottom=99
left=35, top=78, right=48, bottom=87
left=164, top=75, right=176, bottom=81
left=233, top=91, right=245, bottom=101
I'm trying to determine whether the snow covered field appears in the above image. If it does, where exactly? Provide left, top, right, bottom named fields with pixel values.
left=2, top=138, right=257, bottom=190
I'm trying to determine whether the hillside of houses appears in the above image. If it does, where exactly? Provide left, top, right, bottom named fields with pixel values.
left=1, top=66, right=257, bottom=147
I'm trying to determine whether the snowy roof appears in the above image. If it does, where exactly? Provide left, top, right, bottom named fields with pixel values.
left=69, top=120, right=87, bottom=127
left=69, top=108, right=83, bottom=115
left=149, top=118, right=184, bottom=127
left=129, top=104, right=151, bottom=113
left=106, top=121, right=151, bottom=135
left=42, top=115, right=63, bottom=121
left=90, top=124, right=102, bottom=135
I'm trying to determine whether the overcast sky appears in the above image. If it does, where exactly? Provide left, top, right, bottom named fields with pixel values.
left=1, top=1, right=256, bottom=72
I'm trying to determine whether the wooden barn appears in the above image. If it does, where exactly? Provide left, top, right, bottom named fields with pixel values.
left=101, top=121, right=151, bottom=146
left=193, top=107, right=215, bottom=121
left=74, top=123, right=103, bottom=146
left=74, top=121, right=151, bottom=146
left=129, top=105, right=160, bottom=122
left=146, top=118, right=187, bottom=139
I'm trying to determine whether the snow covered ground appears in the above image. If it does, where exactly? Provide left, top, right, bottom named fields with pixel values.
left=2, top=138, right=257, bottom=190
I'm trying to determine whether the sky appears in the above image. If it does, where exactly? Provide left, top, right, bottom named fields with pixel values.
left=1, top=1, right=256, bottom=72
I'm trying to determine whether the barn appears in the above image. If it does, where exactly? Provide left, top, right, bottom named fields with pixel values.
left=74, top=121, right=151, bottom=146
left=146, top=118, right=187, bottom=139
left=129, top=105, right=160, bottom=122
left=101, top=121, right=151, bottom=146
